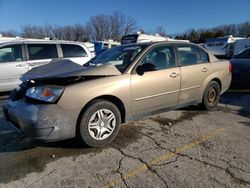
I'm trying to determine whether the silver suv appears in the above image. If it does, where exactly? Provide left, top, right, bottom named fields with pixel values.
left=0, top=39, right=93, bottom=92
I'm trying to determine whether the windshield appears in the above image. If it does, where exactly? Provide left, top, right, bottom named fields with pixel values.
left=86, top=44, right=146, bottom=72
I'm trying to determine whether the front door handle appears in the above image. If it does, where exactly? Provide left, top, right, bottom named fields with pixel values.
left=16, top=63, right=26, bottom=68
left=202, top=67, right=209, bottom=72
left=170, top=72, right=180, bottom=78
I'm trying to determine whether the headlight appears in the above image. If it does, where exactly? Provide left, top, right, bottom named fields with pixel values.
left=26, top=86, right=64, bottom=103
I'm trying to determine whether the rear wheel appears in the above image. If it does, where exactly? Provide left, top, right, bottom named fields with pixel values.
left=78, top=99, right=121, bottom=147
left=201, top=81, right=221, bottom=110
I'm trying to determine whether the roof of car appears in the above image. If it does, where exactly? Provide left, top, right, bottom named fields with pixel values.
left=0, top=38, right=87, bottom=46
left=120, top=40, right=191, bottom=47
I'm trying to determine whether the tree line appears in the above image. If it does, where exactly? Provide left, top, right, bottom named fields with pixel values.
left=1, top=11, right=138, bottom=42
left=175, top=22, right=250, bottom=43
left=1, top=11, right=249, bottom=43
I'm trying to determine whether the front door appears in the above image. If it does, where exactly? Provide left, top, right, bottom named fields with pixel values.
left=131, top=44, right=181, bottom=116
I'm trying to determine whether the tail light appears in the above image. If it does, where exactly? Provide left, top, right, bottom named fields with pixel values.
left=229, top=61, right=232, bottom=73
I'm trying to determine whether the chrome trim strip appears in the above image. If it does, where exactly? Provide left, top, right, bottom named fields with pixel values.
left=134, top=85, right=200, bottom=102
left=135, top=90, right=179, bottom=102
left=180, top=85, right=200, bottom=91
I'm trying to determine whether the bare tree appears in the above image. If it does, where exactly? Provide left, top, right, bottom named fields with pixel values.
left=123, top=16, right=137, bottom=36
left=154, top=26, right=168, bottom=37
left=0, top=30, right=19, bottom=37
left=87, top=14, right=110, bottom=41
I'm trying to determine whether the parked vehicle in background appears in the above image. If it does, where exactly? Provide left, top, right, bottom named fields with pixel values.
left=0, top=38, right=92, bottom=92
left=230, top=47, right=250, bottom=88
left=233, top=38, right=250, bottom=56
left=93, top=40, right=120, bottom=56
left=84, top=42, right=96, bottom=57
left=3, top=41, right=231, bottom=147
left=204, top=35, right=244, bottom=59
left=121, top=32, right=189, bottom=45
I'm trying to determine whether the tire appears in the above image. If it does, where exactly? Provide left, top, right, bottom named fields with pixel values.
left=78, top=99, right=121, bottom=147
left=201, top=81, right=221, bottom=110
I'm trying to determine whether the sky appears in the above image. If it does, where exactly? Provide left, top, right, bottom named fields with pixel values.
left=0, top=0, right=249, bottom=34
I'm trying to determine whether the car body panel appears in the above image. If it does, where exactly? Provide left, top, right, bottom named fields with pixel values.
left=131, top=67, right=181, bottom=115
left=57, top=74, right=132, bottom=119
left=21, top=59, right=121, bottom=81
left=0, top=61, right=29, bottom=92
left=0, top=43, right=29, bottom=92
left=178, top=63, right=212, bottom=105
left=230, top=58, right=250, bottom=87
left=4, top=99, right=78, bottom=141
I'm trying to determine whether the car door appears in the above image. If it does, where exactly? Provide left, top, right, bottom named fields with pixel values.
left=0, top=44, right=28, bottom=92
left=60, top=44, right=92, bottom=65
left=131, top=44, right=181, bottom=115
left=26, top=43, right=58, bottom=69
left=176, top=44, right=211, bottom=105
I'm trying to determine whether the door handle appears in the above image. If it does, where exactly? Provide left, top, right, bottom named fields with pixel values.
left=170, top=72, right=179, bottom=78
left=16, top=63, right=26, bottom=68
left=202, top=67, right=209, bottom=72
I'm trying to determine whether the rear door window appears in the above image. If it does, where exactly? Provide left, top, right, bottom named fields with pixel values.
left=61, top=44, right=87, bottom=57
left=0, top=45, right=24, bottom=63
left=177, top=44, right=209, bottom=66
left=27, top=44, right=58, bottom=60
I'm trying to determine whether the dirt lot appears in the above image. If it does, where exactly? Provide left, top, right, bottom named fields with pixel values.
left=0, top=92, right=249, bottom=188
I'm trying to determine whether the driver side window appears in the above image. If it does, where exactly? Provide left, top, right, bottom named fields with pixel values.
left=141, top=45, right=176, bottom=71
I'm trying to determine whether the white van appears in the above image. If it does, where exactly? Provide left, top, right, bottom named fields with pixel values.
left=121, top=32, right=189, bottom=44
left=233, top=38, right=250, bottom=56
left=0, top=38, right=93, bottom=92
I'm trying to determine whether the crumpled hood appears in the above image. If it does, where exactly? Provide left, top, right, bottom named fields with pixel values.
left=21, top=59, right=122, bottom=81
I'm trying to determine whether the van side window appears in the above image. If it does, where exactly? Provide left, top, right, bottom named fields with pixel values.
left=0, top=45, right=23, bottom=63
left=61, top=44, right=87, bottom=58
left=177, top=45, right=209, bottom=66
left=27, top=44, right=58, bottom=60
left=141, top=45, right=176, bottom=71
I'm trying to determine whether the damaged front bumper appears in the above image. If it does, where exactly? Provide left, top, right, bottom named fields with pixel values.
left=3, top=99, right=78, bottom=142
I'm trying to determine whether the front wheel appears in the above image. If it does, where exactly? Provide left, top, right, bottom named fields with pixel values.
left=201, top=81, right=221, bottom=110
left=78, top=99, right=121, bottom=147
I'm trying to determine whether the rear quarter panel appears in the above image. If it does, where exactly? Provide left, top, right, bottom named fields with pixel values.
left=200, top=60, right=231, bottom=98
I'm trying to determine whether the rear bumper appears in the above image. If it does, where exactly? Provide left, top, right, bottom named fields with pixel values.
left=3, top=99, right=78, bottom=142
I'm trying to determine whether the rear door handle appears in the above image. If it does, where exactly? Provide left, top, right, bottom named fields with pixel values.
left=202, top=67, right=209, bottom=72
left=170, top=72, right=180, bottom=78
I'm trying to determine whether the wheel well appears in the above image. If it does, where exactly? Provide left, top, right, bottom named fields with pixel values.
left=76, top=95, right=126, bottom=134
left=211, top=78, right=222, bottom=90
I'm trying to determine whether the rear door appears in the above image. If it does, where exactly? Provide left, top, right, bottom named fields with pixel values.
left=26, top=43, right=58, bottom=69
left=0, top=44, right=28, bottom=92
left=176, top=44, right=211, bottom=105
left=60, top=44, right=92, bottom=65
left=131, top=44, right=181, bottom=115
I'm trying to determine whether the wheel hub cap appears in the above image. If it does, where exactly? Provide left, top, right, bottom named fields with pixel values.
left=208, top=87, right=216, bottom=103
left=88, top=109, right=116, bottom=140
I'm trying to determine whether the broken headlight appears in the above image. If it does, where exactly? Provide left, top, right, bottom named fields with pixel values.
left=26, top=86, right=64, bottom=103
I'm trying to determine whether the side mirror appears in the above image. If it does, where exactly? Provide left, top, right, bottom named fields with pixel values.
left=136, top=63, right=156, bottom=76
left=136, top=65, right=144, bottom=76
